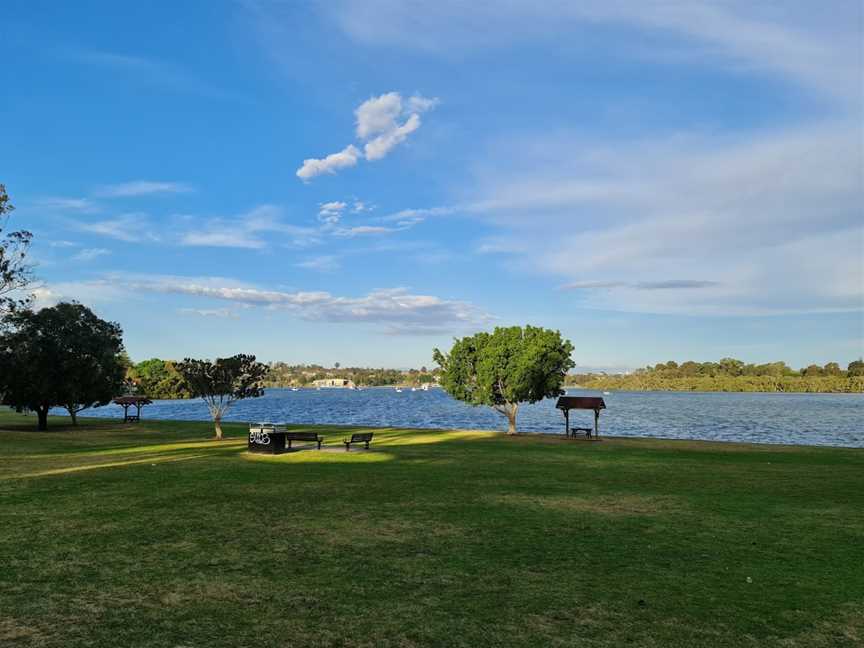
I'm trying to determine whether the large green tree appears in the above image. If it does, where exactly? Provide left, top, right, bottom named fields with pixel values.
left=127, top=358, right=191, bottom=399
left=0, top=184, right=34, bottom=317
left=0, top=302, right=126, bottom=429
left=433, top=325, right=575, bottom=434
left=176, top=354, right=268, bottom=440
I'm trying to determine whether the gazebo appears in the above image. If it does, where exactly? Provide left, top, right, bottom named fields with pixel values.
left=555, top=396, right=606, bottom=439
left=113, top=396, right=153, bottom=423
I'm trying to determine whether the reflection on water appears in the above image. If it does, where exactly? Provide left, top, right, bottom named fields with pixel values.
left=77, top=388, right=864, bottom=448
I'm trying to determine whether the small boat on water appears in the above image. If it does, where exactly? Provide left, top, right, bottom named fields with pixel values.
left=421, top=384, right=430, bottom=391
left=411, top=387, right=417, bottom=392
left=603, top=391, right=611, bottom=395
left=395, top=387, right=403, bottom=393
left=290, top=387, right=299, bottom=392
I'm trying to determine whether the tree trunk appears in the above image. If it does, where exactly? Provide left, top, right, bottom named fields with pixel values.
left=213, top=415, right=223, bottom=441
left=68, top=409, right=78, bottom=426
left=506, top=403, right=519, bottom=435
left=36, top=406, right=48, bottom=431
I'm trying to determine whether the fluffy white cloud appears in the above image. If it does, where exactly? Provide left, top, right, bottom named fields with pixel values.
left=355, top=92, right=404, bottom=139
left=296, top=144, right=360, bottom=181
left=364, top=113, right=421, bottom=161
left=95, top=180, right=193, bottom=197
left=318, top=201, right=348, bottom=225
left=296, top=92, right=437, bottom=180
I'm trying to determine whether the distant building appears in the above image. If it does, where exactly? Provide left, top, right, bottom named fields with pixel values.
left=312, top=378, right=356, bottom=389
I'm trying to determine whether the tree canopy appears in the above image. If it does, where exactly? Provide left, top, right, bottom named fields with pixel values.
left=569, top=357, right=864, bottom=393
left=433, top=325, right=574, bottom=434
left=0, top=302, right=126, bottom=429
left=176, top=354, right=268, bottom=439
left=126, top=358, right=191, bottom=399
left=0, top=184, right=34, bottom=317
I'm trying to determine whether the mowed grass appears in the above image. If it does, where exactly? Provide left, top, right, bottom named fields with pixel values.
left=0, top=409, right=862, bottom=647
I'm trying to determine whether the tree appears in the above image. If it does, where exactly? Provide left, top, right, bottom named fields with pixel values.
left=0, top=184, right=34, bottom=316
left=848, top=359, right=864, bottom=377
left=823, top=362, right=842, bottom=376
left=0, top=302, right=126, bottom=430
left=433, top=325, right=574, bottom=434
left=176, top=354, right=268, bottom=440
left=801, top=364, right=824, bottom=377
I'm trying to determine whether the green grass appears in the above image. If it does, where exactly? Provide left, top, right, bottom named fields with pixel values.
left=1, top=409, right=862, bottom=647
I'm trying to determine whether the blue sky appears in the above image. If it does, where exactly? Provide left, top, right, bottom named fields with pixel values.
left=3, top=0, right=862, bottom=369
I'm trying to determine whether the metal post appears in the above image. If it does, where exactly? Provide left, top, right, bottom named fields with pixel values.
left=594, top=409, right=600, bottom=438
left=564, top=409, right=569, bottom=437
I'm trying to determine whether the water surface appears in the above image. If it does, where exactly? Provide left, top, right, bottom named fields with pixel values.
left=77, top=388, right=864, bottom=448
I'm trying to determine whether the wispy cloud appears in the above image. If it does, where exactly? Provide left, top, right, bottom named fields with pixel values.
left=65, top=48, right=233, bottom=99
left=562, top=280, right=719, bottom=291
left=467, top=122, right=863, bottom=315
left=77, top=213, right=158, bottom=242
left=296, top=92, right=438, bottom=181
left=71, top=248, right=111, bottom=262
left=177, top=204, right=320, bottom=249
left=295, top=255, right=341, bottom=272
left=83, top=273, right=493, bottom=334
left=326, top=1, right=861, bottom=101
left=35, top=197, right=101, bottom=213
left=95, top=181, right=194, bottom=198
left=178, top=307, right=240, bottom=319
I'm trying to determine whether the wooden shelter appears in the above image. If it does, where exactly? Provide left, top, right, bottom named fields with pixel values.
left=555, top=396, right=606, bottom=438
left=113, top=396, right=153, bottom=423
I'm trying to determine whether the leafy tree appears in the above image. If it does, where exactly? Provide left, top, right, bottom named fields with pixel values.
left=176, top=354, right=268, bottom=440
left=848, top=360, right=864, bottom=378
left=433, top=325, right=574, bottom=434
left=801, top=364, right=824, bottom=377
left=0, top=184, right=34, bottom=316
left=0, top=302, right=126, bottom=430
left=127, top=358, right=191, bottom=399
left=823, top=362, right=843, bottom=376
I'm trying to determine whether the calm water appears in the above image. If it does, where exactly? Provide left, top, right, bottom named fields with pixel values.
left=76, top=388, right=864, bottom=448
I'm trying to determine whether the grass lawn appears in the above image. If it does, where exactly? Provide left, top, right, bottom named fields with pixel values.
left=0, top=409, right=862, bottom=647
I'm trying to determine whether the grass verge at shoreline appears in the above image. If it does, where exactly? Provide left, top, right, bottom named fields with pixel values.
left=1, top=410, right=862, bottom=647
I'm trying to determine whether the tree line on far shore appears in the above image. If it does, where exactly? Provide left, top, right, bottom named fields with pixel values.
left=568, top=359, right=864, bottom=393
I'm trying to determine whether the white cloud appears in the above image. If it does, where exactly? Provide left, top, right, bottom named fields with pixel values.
left=113, top=274, right=491, bottom=333
left=178, top=204, right=320, bottom=249
left=295, top=92, right=438, bottom=180
left=95, top=180, right=193, bottom=197
left=355, top=91, right=404, bottom=138
left=332, top=225, right=396, bottom=237
left=364, top=112, right=421, bottom=161
left=71, top=247, right=111, bottom=262
left=351, top=200, right=372, bottom=213
left=327, top=1, right=860, bottom=101
left=296, top=144, right=361, bottom=182
left=295, top=255, right=341, bottom=272
left=36, top=197, right=101, bottom=213
left=178, top=307, right=239, bottom=319
left=464, top=122, right=864, bottom=315
left=318, top=201, right=348, bottom=225
left=77, top=214, right=158, bottom=242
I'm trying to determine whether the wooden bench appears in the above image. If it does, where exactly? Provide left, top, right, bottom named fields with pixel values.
left=570, top=427, right=593, bottom=438
left=285, top=431, right=324, bottom=450
left=343, top=432, right=373, bottom=451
